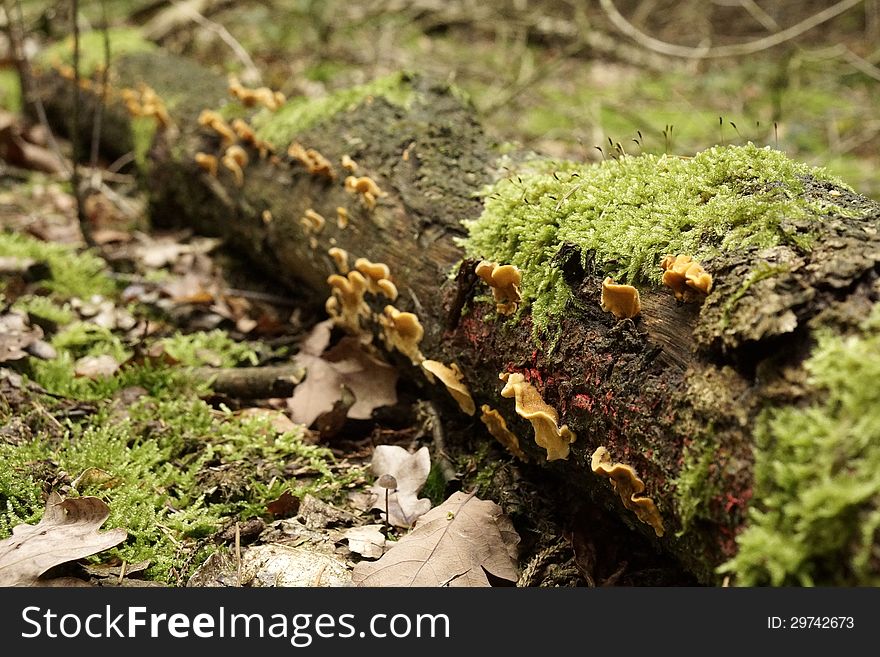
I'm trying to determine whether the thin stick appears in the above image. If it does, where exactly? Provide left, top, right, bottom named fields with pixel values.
left=70, top=0, right=95, bottom=246
left=599, top=0, right=865, bottom=59
left=89, top=0, right=110, bottom=170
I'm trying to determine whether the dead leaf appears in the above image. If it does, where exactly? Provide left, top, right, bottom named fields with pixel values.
left=288, top=320, right=397, bottom=426
left=71, top=467, right=120, bottom=491
left=0, top=311, right=45, bottom=363
left=352, top=491, right=520, bottom=587
left=266, top=490, right=299, bottom=518
left=369, top=445, right=432, bottom=528
left=344, top=524, right=386, bottom=559
left=0, top=492, right=127, bottom=586
left=74, top=354, right=120, bottom=379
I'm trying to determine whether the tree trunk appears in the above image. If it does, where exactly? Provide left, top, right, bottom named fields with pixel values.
left=32, top=46, right=880, bottom=585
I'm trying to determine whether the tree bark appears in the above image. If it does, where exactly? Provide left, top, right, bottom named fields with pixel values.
left=32, top=48, right=880, bottom=585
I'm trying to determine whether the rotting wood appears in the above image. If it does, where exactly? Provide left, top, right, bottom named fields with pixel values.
left=30, top=46, right=880, bottom=585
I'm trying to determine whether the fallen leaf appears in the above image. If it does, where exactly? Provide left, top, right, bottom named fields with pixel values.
left=369, top=445, right=432, bottom=528
left=288, top=320, right=397, bottom=426
left=266, top=490, right=299, bottom=518
left=0, top=493, right=127, bottom=586
left=0, top=311, right=44, bottom=363
left=344, top=525, right=386, bottom=559
left=351, top=491, right=520, bottom=587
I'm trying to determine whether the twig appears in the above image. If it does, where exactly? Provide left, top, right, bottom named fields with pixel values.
left=599, top=0, right=865, bottom=59
left=234, top=521, right=241, bottom=587
left=70, top=0, right=95, bottom=247
left=88, top=0, right=110, bottom=170
left=169, top=0, right=261, bottom=83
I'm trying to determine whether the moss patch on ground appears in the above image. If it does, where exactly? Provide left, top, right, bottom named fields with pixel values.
left=0, top=232, right=116, bottom=299
left=719, top=307, right=880, bottom=585
left=463, top=143, right=846, bottom=335
left=252, top=71, right=415, bottom=146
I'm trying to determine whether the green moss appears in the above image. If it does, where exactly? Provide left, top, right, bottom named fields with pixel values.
left=673, top=434, right=718, bottom=534
left=463, top=143, right=846, bottom=335
left=37, top=27, right=157, bottom=77
left=0, top=232, right=116, bottom=299
left=252, top=71, right=415, bottom=146
left=0, top=371, right=357, bottom=582
left=719, top=306, right=880, bottom=585
left=0, top=69, right=21, bottom=112
left=12, top=295, right=75, bottom=326
left=130, top=115, right=157, bottom=173
left=159, top=330, right=260, bottom=368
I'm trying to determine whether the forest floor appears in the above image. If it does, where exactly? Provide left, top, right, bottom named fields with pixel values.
left=1, top=0, right=878, bottom=586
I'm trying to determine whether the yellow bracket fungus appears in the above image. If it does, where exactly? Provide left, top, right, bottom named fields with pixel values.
left=376, top=279, right=398, bottom=301
left=328, top=247, right=350, bottom=274
left=228, top=76, right=285, bottom=111
left=197, top=109, right=236, bottom=148
left=194, top=152, right=217, bottom=178
left=287, top=142, right=336, bottom=180
left=480, top=405, right=528, bottom=461
left=336, top=207, right=349, bottom=229
left=220, top=145, right=248, bottom=187
left=499, top=372, right=576, bottom=461
left=422, top=360, right=476, bottom=416
left=231, top=118, right=273, bottom=159
left=379, top=305, right=424, bottom=365
left=600, top=277, right=641, bottom=319
left=590, top=446, right=665, bottom=537
left=661, top=254, right=712, bottom=301
left=475, top=261, right=522, bottom=315
left=301, top=208, right=326, bottom=234
left=344, top=175, right=386, bottom=210
left=326, top=271, right=369, bottom=334
left=341, top=154, right=358, bottom=172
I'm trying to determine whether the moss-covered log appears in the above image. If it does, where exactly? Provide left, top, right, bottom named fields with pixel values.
left=31, top=35, right=880, bottom=585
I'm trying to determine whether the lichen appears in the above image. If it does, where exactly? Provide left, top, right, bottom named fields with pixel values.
left=463, top=143, right=847, bottom=335
left=719, top=305, right=880, bottom=585
left=252, top=71, right=415, bottom=146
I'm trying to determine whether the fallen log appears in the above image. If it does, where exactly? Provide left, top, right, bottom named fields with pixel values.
left=30, top=32, right=880, bottom=585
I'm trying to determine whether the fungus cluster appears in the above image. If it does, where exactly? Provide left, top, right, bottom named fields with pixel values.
left=379, top=305, right=424, bottom=365
left=422, top=361, right=476, bottom=415
left=661, top=254, right=712, bottom=301
left=475, top=261, right=522, bottom=315
left=288, top=142, right=336, bottom=180
left=300, top=208, right=326, bottom=234
left=590, top=446, right=664, bottom=537
left=344, top=175, right=386, bottom=210
left=231, top=118, right=274, bottom=158
left=326, top=271, right=370, bottom=335
left=121, top=84, right=170, bottom=128
left=228, top=76, right=285, bottom=110
left=328, top=246, right=349, bottom=273
left=220, top=145, right=248, bottom=187
left=480, top=405, right=527, bottom=461
left=600, top=277, right=641, bottom=319
left=341, top=154, right=358, bottom=173
left=499, top=372, right=576, bottom=461
left=354, top=258, right=397, bottom=300
left=197, top=109, right=236, bottom=147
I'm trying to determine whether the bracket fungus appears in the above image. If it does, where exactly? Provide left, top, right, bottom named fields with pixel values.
left=600, top=277, right=641, bottom=319
left=422, top=360, right=476, bottom=416
left=661, top=254, right=712, bottom=301
left=220, top=145, right=248, bottom=187
left=590, top=446, right=665, bottom=537
left=499, top=372, right=576, bottom=461
left=336, top=207, right=349, bottom=229
left=300, top=209, right=326, bottom=234
left=326, top=271, right=369, bottom=334
left=122, top=84, right=171, bottom=128
left=194, top=152, right=218, bottom=178
left=475, top=261, right=522, bottom=315
left=287, top=142, right=336, bottom=180
left=379, top=305, right=424, bottom=365
left=328, top=247, right=350, bottom=274
left=480, top=405, right=528, bottom=461
left=344, top=175, right=386, bottom=210
left=197, top=109, right=236, bottom=148
left=228, top=76, right=285, bottom=110
left=341, top=154, right=358, bottom=172
left=231, top=118, right=273, bottom=158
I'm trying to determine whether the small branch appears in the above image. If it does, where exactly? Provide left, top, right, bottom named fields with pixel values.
left=70, top=0, right=95, bottom=247
left=193, top=364, right=305, bottom=399
left=89, top=0, right=110, bottom=170
left=599, top=0, right=865, bottom=59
